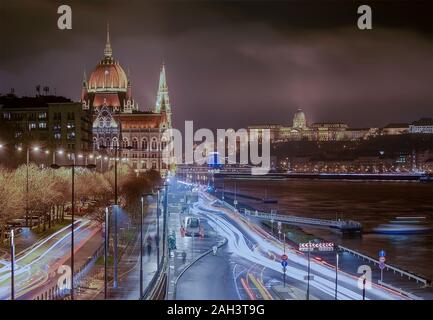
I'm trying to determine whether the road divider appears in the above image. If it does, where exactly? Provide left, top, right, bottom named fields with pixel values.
left=172, top=237, right=228, bottom=300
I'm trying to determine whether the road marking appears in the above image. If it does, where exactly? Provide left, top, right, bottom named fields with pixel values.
left=240, top=277, right=256, bottom=300
left=248, top=273, right=272, bottom=300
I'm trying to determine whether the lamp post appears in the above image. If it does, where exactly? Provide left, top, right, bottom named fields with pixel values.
left=335, top=252, right=339, bottom=300
left=306, top=240, right=311, bottom=301
left=104, top=207, right=109, bottom=300
left=113, top=204, right=119, bottom=289
left=100, top=145, right=132, bottom=205
left=162, top=182, right=169, bottom=261
left=156, top=189, right=160, bottom=271
left=10, top=228, right=15, bottom=300
left=51, top=162, right=96, bottom=300
left=140, top=196, right=144, bottom=298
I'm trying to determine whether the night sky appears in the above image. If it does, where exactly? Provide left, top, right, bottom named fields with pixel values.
left=0, top=0, right=432, bottom=130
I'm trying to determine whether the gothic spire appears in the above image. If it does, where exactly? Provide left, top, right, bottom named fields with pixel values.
left=155, top=62, right=172, bottom=127
left=104, top=22, right=112, bottom=57
left=160, top=63, right=167, bottom=89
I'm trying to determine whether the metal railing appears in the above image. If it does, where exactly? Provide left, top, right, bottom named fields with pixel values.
left=243, top=209, right=362, bottom=230
left=339, top=245, right=429, bottom=286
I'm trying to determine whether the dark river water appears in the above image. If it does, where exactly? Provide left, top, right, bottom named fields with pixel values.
left=214, top=179, right=433, bottom=279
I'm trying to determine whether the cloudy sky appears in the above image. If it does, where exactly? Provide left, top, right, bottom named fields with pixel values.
left=0, top=0, right=432, bottom=130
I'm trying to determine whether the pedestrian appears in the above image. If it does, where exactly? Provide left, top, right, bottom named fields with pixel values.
left=154, top=234, right=159, bottom=248
left=182, top=251, right=187, bottom=264
left=146, top=235, right=152, bottom=255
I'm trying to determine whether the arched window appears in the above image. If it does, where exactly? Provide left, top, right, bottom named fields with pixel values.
left=151, top=138, right=158, bottom=151
left=161, top=139, right=167, bottom=150
left=122, top=138, right=129, bottom=149
left=112, top=137, right=118, bottom=148
left=132, top=138, right=138, bottom=149
left=99, top=138, right=105, bottom=148
left=141, top=138, right=148, bottom=150
left=106, top=138, right=111, bottom=148
left=93, top=137, right=98, bottom=149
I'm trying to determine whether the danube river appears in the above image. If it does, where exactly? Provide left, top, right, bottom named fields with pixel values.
left=214, top=178, right=433, bottom=279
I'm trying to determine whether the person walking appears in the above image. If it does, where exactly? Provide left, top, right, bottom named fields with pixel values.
left=146, top=235, right=153, bottom=256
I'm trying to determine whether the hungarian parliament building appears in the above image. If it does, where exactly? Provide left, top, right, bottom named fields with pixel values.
left=81, top=25, right=172, bottom=175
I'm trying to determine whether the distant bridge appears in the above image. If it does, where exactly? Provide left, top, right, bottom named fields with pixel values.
left=242, top=209, right=362, bottom=233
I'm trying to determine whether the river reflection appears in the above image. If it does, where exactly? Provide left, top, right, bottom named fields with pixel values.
left=215, top=179, right=433, bottom=279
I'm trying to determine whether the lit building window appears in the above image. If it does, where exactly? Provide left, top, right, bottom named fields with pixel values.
left=67, top=131, right=76, bottom=140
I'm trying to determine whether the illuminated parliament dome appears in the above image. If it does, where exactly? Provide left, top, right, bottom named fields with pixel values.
left=88, top=58, right=128, bottom=91
left=81, top=24, right=136, bottom=111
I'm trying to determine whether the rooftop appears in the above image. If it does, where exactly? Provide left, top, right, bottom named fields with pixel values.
left=0, top=94, right=72, bottom=109
left=411, top=118, right=433, bottom=126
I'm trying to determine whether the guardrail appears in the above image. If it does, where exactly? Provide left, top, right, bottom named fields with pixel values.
left=378, top=280, right=423, bottom=300
left=243, top=209, right=362, bottom=231
left=142, top=255, right=168, bottom=300
left=338, top=245, right=429, bottom=286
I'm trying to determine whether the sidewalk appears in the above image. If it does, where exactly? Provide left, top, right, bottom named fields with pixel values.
left=76, top=205, right=161, bottom=300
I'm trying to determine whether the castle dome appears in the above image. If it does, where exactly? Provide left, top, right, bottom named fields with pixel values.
left=293, top=108, right=307, bottom=129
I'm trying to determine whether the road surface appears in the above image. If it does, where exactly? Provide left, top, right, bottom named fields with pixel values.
left=175, top=186, right=409, bottom=300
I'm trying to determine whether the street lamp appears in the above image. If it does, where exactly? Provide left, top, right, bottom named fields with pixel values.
left=140, top=195, right=150, bottom=296
left=10, top=228, right=15, bottom=300
left=335, top=252, right=339, bottom=300
left=21, top=145, right=42, bottom=226
left=162, top=182, right=169, bottom=262
left=140, top=196, right=145, bottom=298
left=50, top=162, right=96, bottom=300
left=104, top=207, right=109, bottom=300
left=101, top=145, right=133, bottom=205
